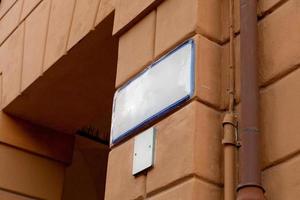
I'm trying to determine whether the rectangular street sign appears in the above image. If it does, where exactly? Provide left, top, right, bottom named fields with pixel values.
left=111, top=39, right=195, bottom=144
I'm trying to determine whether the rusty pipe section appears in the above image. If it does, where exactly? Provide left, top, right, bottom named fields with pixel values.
left=222, top=0, right=237, bottom=199
left=237, top=0, right=265, bottom=199
left=222, top=113, right=237, bottom=200
left=228, top=0, right=235, bottom=113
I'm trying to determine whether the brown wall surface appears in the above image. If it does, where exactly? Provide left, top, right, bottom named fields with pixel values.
left=0, top=143, right=65, bottom=200
left=62, top=136, right=109, bottom=200
left=106, top=1, right=225, bottom=198
left=106, top=0, right=300, bottom=199
left=0, top=0, right=299, bottom=199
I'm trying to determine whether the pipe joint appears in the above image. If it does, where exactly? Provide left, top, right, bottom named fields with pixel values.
left=237, top=183, right=266, bottom=200
left=222, top=112, right=239, bottom=147
left=237, top=183, right=265, bottom=192
left=222, top=112, right=237, bottom=127
left=222, top=138, right=237, bottom=146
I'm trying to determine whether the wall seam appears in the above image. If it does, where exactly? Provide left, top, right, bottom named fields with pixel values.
left=19, top=21, right=25, bottom=93
left=0, top=187, right=44, bottom=200
left=0, top=139, right=71, bottom=164
left=60, top=165, right=67, bottom=200
left=18, top=0, right=25, bottom=94
left=152, top=9, right=157, bottom=63
left=222, top=0, right=292, bottom=47
left=0, top=72, right=3, bottom=109
left=0, top=0, right=44, bottom=47
left=41, top=0, right=52, bottom=74
left=258, top=0, right=291, bottom=20
left=0, top=0, right=18, bottom=20
left=0, top=0, right=290, bottom=50
left=19, top=0, right=43, bottom=21
left=146, top=174, right=194, bottom=198
left=262, top=150, right=300, bottom=171
left=195, top=98, right=224, bottom=112
left=260, top=64, right=300, bottom=90
left=143, top=172, right=148, bottom=199
left=18, top=0, right=25, bottom=93
left=115, top=32, right=204, bottom=90
left=146, top=174, right=222, bottom=198
left=65, top=0, right=78, bottom=52
left=92, top=0, right=102, bottom=29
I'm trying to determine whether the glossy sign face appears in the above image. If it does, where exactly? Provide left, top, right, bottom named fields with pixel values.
left=111, top=40, right=195, bottom=144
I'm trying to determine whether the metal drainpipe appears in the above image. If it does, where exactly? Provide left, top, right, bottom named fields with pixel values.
left=222, top=0, right=238, bottom=199
left=237, top=0, right=266, bottom=199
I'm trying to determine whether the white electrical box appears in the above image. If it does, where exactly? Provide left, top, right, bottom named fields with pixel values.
left=132, top=127, right=156, bottom=175
left=111, top=39, right=195, bottom=144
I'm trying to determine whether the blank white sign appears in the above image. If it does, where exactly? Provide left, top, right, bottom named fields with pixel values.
left=132, top=127, right=155, bottom=175
left=111, top=40, right=195, bottom=144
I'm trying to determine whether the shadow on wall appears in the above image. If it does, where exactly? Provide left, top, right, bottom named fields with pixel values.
left=58, top=13, right=117, bottom=200
left=0, top=0, right=118, bottom=195
left=4, top=12, right=118, bottom=145
left=62, top=135, right=109, bottom=200
left=2, top=11, right=118, bottom=200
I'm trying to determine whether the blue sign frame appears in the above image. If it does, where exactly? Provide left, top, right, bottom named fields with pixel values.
left=111, top=39, right=195, bottom=144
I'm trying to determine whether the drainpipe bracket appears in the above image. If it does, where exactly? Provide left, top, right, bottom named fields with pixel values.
left=236, top=140, right=242, bottom=148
